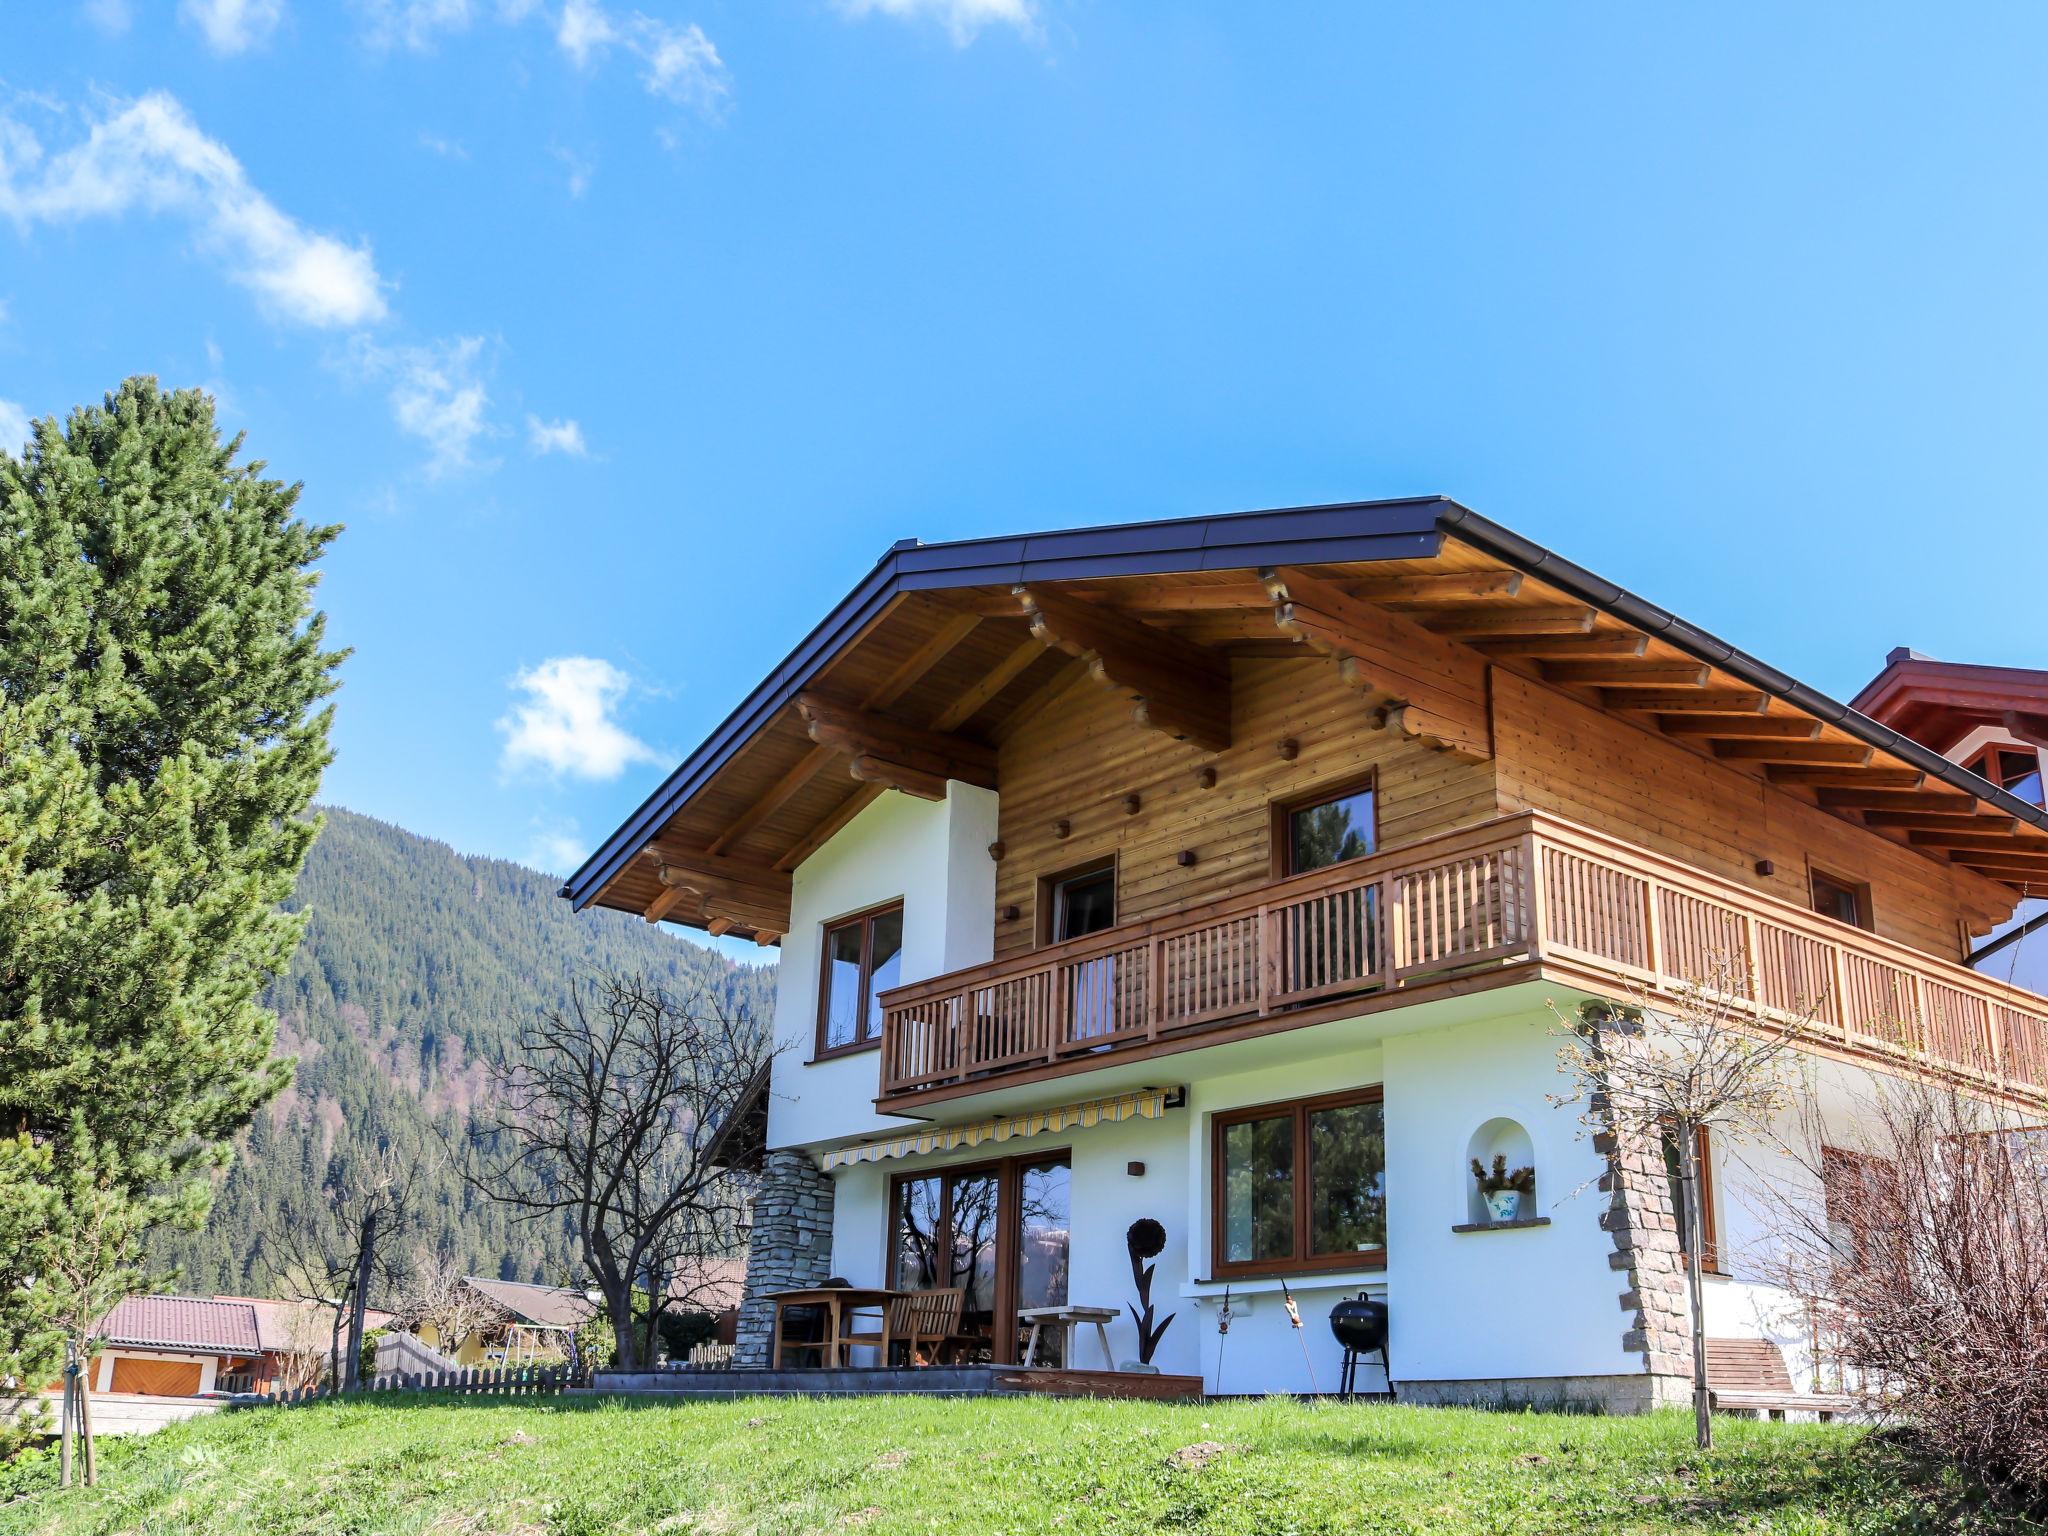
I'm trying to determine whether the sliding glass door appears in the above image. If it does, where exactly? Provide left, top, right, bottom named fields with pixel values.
left=886, top=1150, right=1071, bottom=1364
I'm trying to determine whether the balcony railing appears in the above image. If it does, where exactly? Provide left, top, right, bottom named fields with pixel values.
left=876, top=810, right=2048, bottom=1105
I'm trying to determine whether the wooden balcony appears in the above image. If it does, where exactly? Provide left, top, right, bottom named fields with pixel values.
left=877, top=811, right=2048, bottom=1110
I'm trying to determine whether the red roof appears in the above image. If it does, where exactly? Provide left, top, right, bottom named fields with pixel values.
left=101, top=1295, right=262, bottom=1356
left=1853, top=650, right=2048, bottom=757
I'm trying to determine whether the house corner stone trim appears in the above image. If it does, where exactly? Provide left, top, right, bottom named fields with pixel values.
left=1597, top=1121, right=1694, bottom=1396
left=734, top=1150, right=836, bottom=1368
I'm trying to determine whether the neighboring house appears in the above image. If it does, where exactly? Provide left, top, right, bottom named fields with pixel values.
left=414, top=1277, right=599, bottom=1367
left=89, top=1294, right=394, bottom=1398
left=561, top=496, right=2048, bottom=1408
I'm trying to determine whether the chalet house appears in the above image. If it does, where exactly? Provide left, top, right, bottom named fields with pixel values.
left=89, top=1294, right=393, bottom=1398
left=564, top=498, right=2048, bottom=1407
left=413, top=1278, right=599, bottom=1368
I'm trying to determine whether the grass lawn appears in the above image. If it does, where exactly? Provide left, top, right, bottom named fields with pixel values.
left=0, top=1392, right=2001, bottom=1535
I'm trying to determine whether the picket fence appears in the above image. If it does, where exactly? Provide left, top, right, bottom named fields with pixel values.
left=235, top=1363, right=585, bottom=1409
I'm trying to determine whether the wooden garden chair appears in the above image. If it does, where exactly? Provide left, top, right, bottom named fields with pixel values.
left=845, top=1288, right=966, bottom=1367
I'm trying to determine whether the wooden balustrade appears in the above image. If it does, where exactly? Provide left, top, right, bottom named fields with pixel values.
left=877, top=811, right=2048, bottom=1105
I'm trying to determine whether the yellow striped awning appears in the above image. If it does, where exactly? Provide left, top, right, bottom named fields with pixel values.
left=820, top=1088, right=1172, bottom=1171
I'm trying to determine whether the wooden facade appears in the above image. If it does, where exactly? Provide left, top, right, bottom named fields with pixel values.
left=572, top=498, right=2048, bottom=1109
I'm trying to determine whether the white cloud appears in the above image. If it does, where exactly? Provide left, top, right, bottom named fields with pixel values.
left=0, top=400, right=31, bottom=455
left=357, top=0, right=474, bottom=49
left=553, top=2, right=729, bottom=113
left=498, top=657, right=661, bottom=780
left=526, top=415, right=587, bottom=456
left=418, top=132, right=469, bottom=160
left=83, top=0, right=133, bottom=36
left=351, top=334, right=493, bottom=476
left=180, top=0, right=286, bottom=54
left=551, top=144, right=594, bottom=198
left=555, top=0, right=615, bottom=66
left=0, top=93, right=387, bottom=329
left=523, top=820, right=590, bottom=876
left=839, top=0, right=1037, bottom=44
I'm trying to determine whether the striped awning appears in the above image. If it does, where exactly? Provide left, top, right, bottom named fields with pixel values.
left=820, top=1088, right=1172, bottom=1171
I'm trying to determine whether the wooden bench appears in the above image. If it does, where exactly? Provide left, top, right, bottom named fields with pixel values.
left=1705, top=1337, right=1859, bottom=1421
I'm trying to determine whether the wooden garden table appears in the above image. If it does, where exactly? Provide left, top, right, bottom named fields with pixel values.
left=766, top=1287, right=898, bottom=1369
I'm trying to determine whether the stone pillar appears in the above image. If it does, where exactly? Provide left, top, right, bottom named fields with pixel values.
left=733, top=1150, right=835, bottom=1368
left=1599, top=1121, right=1695, bottom=1407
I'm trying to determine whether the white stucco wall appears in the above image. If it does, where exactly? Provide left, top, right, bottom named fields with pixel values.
left=764, top=783, right=1000, bottom=1151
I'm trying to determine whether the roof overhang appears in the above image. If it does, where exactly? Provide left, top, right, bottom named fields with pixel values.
left=564, top=496, right=2048, bottom=931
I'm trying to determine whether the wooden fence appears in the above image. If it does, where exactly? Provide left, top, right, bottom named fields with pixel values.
left=234, top=1363, right=585, bottom=1408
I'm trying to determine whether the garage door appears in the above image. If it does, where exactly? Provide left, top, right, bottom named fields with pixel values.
left=109, top=1357, right=204, bottom=1396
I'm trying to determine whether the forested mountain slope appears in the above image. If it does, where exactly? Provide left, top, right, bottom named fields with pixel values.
left=157, top=807, right=777, bottom=1293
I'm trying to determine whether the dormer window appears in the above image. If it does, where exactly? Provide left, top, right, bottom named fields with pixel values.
left=1967, top=745, right=2044, bottom=808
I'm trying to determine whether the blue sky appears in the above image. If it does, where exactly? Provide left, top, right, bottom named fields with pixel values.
left=5, top=1, right=2047, bottom=928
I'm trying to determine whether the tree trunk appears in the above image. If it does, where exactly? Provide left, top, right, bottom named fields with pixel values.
left=58, top=1349, right=76, bottom=1490
left=329, top=1289, right=348, bottom=1389
left=607, top=1283, right=639, bottom=1373
left=79, top=1374, right=96, bottom=1487
left=345, top=1208, right=376, bottom=1390
left=1679, top=1119, right=1713, bottom=1450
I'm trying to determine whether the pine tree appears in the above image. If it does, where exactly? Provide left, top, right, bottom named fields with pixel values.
left=0, top=379, right=343, bottom=1446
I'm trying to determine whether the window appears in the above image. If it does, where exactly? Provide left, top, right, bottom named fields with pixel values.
left=1821, top=1146, right=1898, bottom=1271
left=816, top=901, right=903, bottom=1055
left=1809, top=869, right=1872, bottom=931
left=1968, top=745, right=2045, bottom=809
left=1277, top=777, right=1377, bottom=877
left=1212, top=1087, right=1385, bottom=1276
left=1039, top=858, right=1117, bottom=946
left=1661, top=1124, right=1721, bottom=1273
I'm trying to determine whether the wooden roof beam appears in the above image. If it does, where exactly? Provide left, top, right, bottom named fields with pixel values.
left=1260, top=566, right=1491, bottom=760
left=929, top=636, right=1044, bottom=733
left=1660, top=715, right=1821, bottom=740
left=795, top=691, right=998, bottom=791
left=1472, top=633, right=1648, bottom=660
left=1860, top=810, right=2020, bottom=833
left=1543, top=659, right=1711, bottom=688
left=1906, top=829, right=2048, bottom=853
left=1424, top=607, right=1598, bottom=640
left=1711, top=740, right=1874, bottom=765
left=1608, top=690, right=1768, bottom=714
left=1766, top=766, right=1925, bottom=790
left=1015, top=586, right=1232, bottom=752
left=1338, top=571, right=1524, bottom=606
left=1816, top=788, right=1998, bottom=815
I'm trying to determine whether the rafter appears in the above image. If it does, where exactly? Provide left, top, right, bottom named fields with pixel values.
left=929, top=635, right=1044, bottom=733
left=1014, top=586, right=1232, bottom=752
left=991, top=655, right=1091, bottom=744
left=1424, top=607, right=1597, bottom=639
left=863, top=607, right=983, bottom=710
left=1658, top=715, right=1821, bottom=739
left=1816, top=788, right=1996, bottom=815
left=775, top=784, right=884, bottom=874
left=795, top=691, right=998, bottom=791
left=1710, top=740, right=1874, bottom=765
left=1258, top=566, right=1491, bottom=760
left=1543, top=659, right=1711, bottom=688
left=646, top=850, right=793, bottom=931
left=1608, top=690, right=1768, bottom=714
left=1906, top=829, right=2048, bottom=853
left=1339, top=571, right=1524, bottom=606
left=1471, top=633, right=1648, bottom=660
left=706, top=746, right=834, bottom=858
left=1765, top=766, right=1925, bottom=790
left=1860, top=810, right=2020, bottom=833
left=643, top=883, right=690, bottom=925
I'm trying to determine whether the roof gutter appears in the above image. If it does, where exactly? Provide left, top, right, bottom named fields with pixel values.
left=1435, top=503, right=2048, bottom=836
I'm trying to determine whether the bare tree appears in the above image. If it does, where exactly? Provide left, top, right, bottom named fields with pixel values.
left=1551, top=954, right=1816, bottom=1449
left=396, top=1251, right=506, bottom=1360
left=466, top=973, right=769, bottom=1372
left=1768, top=1069, right=2048, bottom=1504
left=263, top=1150, right=415, bottom=1389
left=273, top=1303, right=335, bottom=1393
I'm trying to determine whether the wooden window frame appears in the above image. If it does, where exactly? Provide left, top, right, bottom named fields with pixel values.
left=1270, top=772, right=1380, bottom=880
left=1209, top=1085, right=1386, bottom=1279
left=882, top=1148, right=1072, bottom=1366
left=812, top=899, right=904, bottom=1061
left=1035, top=854, right=1118, bottom=949
left=1968, top=744, right=2045, bottom=807
left=1665, top=1123, right=1722, bottom=1275
left=1807, top=866, right=1873, bottom=933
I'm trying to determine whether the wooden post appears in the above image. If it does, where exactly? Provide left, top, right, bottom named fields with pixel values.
left=1521, top=831, right=1549, bottom=963
left=58, top=1342, right=75, bottom=1489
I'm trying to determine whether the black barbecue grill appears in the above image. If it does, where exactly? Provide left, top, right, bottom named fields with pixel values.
left=1329, top=1294, right=1390, bottom=1398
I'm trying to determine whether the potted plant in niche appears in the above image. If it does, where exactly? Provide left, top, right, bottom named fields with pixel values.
left=1470, top=1155, right=1536, bottom=1223
left=1121, top=1219, right=1176, bottom=1373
